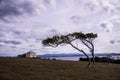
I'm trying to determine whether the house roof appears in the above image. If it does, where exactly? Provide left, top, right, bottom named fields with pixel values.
left=25, top=51, right=36, bottom=55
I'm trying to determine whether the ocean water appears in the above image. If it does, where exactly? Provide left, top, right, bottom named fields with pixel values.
left=45, top=56, right=81, bottom=61
left=41, top=55, right=120, bottom=61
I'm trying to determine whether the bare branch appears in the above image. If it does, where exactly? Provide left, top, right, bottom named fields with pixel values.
left=80, top=39, right=92, bottom=49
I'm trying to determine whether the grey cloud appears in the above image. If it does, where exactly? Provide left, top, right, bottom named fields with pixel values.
left=117, top=41, right=120, bottom=43
left=110, top=40, right=115, bottom=44
left=0, top=44, right=4, bottom=47
left=36, top=38, right=43, bottom=42
left=30, top=49, right=37, bottom=51
left=11, top=46, right=17, bottom=48
left=4, top=41, right=21, bottom=45
left=49, top=29, right=58, bottom=33
left=0, top=33, right=4, bottom=37
left=47, top=29, right=61, bottom=36
left=100, top=23, right=106, bottom=28
left=100, top=22, right=113, bottom=32
left=28, top=45, right=34, bottom=47
left=9, top=29, right=23, bottom=35
left=44, top=0, right=50, bottom=4
left=0, top=0, right=21, bottom=16
left=0, top=0, right=35, bottom=21
left=0, top=26, right=22, bottom=38
left=110, top=40, right=120, bottom=44
left=12, top=31, right=21, bottom=35
left=0, top=26, right=34, bottom=40
left=70, top=16, right=81, bottom=24
left=0, top=40, right=21, bottom=45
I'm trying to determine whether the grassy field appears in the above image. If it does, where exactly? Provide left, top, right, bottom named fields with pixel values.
left=0, top=58, right=120, bottom=80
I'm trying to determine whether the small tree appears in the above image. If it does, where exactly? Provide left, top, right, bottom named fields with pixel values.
left=42, top=32, right=97, bottom=68
left=72, top=32, right=97, bottom=65
left=84, top=33, right=97, bottom=65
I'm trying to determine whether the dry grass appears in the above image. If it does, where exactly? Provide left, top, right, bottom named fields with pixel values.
left=0, top=58, right=120, bottom=80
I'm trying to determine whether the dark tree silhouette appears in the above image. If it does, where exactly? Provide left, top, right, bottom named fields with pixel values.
left=42, top=32, right=97, bottom=68
left=84, top=33, right=97, bottom=65
left=72, top=32, right=97, bottom=65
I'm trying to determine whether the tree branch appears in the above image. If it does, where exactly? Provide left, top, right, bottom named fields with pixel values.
left=84, top=39, right=94, bottom=48
left=48, top=43, right=58, bottom=48
left=80, top=39, right=92, bottom=49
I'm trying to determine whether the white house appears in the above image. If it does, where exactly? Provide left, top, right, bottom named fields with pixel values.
left=18, top=51, right=36, bottom=58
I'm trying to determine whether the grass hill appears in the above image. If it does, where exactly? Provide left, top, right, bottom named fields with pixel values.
left=0, top=58, right=120, bottom=80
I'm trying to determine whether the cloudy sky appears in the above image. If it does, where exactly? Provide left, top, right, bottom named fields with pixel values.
left=0, top=0, right=120, bottom=56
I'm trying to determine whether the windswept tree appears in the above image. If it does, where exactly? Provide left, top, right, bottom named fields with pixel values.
left=84, top=33, right=97, bottom=65
left=42, top=32, right=97, bottom=68
left=72, top=32, right=97, bottom=65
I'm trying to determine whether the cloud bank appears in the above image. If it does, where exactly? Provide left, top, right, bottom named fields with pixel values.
left=0, top=0, right=120, bottom=56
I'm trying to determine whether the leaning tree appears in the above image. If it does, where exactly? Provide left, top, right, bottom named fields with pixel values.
left=42, top=32, right=97, bottom=68
left=84, top=33, right=97, bottom=65
left=72, top=32, right=97, bottom=65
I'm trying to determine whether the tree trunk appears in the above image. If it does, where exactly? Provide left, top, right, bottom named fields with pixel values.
left=69, top=43, right=91, bottom=68
left=91, top=47, right=95, bottom=65
left=82, top=51, right=91, bottom=68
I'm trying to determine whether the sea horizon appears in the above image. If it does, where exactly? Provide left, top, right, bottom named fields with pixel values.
left=37, top=53, right=120, bottom=61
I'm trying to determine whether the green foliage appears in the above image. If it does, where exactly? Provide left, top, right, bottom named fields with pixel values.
left=42, top=32, right=97, bottom=47
left=85, top=33, right=97, bottom=42
left=42, top=36, right=60, bottom=47
left=86, top=33, right=97, bottom=38
left=72, top=32, right=87, bottom=39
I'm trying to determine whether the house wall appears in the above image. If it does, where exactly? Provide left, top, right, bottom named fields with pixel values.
left=18, top=52, right=36, bottom=58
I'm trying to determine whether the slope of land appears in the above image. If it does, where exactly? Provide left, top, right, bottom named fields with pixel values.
left=0, top=58, right=120, bottom=80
